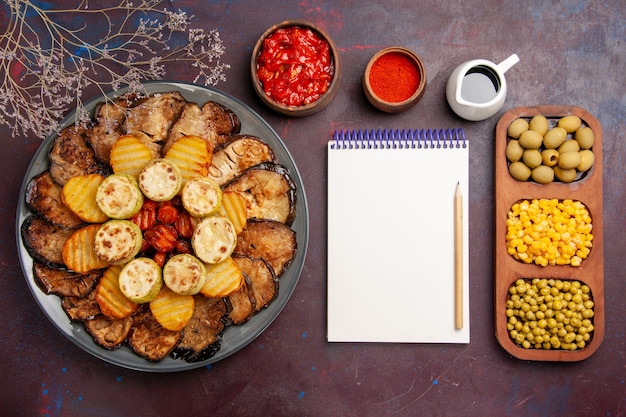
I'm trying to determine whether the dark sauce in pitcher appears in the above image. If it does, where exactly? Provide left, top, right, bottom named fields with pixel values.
left=460, top=65, right=500, bottom=103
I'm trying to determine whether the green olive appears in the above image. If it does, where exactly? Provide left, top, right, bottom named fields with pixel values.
left=558, top=115, right=582, bottom=133
left=506, top=140, right=525, bottom=162
left=541, top=149, right=559, bottom=167
left=509, top=161, right=531, bottom=181
left=542, top=127, right=567, bottom=149
left=522, top=149, right=542, bottom=168
left=519, top=130, right=543, bottom=149
left=553, top=166, right=577, bottom=183
left=507, top=118, right=529, bottom=139
left=558, top=151, right=582, bottom=169
left=529, top=115, right=549, bottom=135
left=558, top=139, right=580, bottom=154
left=577, top=149, right=595, bottom=172
left=575, top=127, right=595, bottom=149
left=531, top=165, right=554, bottom=184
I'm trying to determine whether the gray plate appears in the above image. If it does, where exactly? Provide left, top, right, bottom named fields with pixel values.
left=15, top=81, right=309, bottom=372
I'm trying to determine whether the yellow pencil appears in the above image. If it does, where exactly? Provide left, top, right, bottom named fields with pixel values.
left=455, top=182, right=463, bottom=329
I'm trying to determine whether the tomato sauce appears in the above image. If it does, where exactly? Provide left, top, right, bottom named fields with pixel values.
left=256, top=26, right=333, bottom=107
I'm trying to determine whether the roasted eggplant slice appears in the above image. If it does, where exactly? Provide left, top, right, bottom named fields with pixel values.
left=232, top=254, right=278, bottom=314
left=123, top=91, right=187, bottom=146
left=172, top=296, right=227, bottom=362
left=61, top=288, right=101, bottom=321
left=25, top=171, right=85, bottom=229
left=224, top=163, right=296, bottom=225
left=162, top=102, right=219, bottom=154
left=207, top=135, right=275, bottom=186
left=201, top=100, right=241, bottom=139
left=49, top=125, right=106, bottom=186
left=234, top=219, right=297, bottom=277
left=128, top=308, right=181, bottom=362
left=85, top=97, right=134, bottom=164
left=33, top=261, right=101, bottom=298
left=84, top=315, right=133, bottom=350
left=225, top=277, right=255, bottom=325
left=21, top=215, right=74, bottom=267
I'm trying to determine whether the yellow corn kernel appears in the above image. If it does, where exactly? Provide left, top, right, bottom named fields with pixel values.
left=504, top=199, right=593, bottom=267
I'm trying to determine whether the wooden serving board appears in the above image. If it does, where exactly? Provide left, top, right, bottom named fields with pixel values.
left=494, top=105, right=604, bottom=361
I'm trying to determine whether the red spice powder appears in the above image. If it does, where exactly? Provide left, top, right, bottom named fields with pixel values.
left=369, top=52, right=421, bottom=103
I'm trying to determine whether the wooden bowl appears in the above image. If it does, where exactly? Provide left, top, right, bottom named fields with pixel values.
left=494, top=105, right=604, bottom=361
left=250, top=20, right=342, bottom=117
left=363, top=47, right=427, bottom=113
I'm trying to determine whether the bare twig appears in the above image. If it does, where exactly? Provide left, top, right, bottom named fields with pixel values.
left=0, top=0, right=230, bottom=138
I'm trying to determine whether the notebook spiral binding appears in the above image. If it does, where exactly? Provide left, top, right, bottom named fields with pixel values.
left=330, top=128, right=466, bottom=150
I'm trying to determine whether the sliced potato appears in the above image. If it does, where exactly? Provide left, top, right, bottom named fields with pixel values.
left=110, top=134, right=154, bottom=177
left=181, top=177, right=222, bottom=218
left=62, top=173, right=109, bottom=223
left=62, top=224, right=111, bottom=273
left=118, top=257, right=163, bottom=303
left=191, top=216, right=237, bottom=264
left=95, top=264, right=139, bottom=319
left=218, top=190, right=248, bottom=235
left=163, top=135, right=212, bottom=182
left=200, top=256, right=244, bottom=298
left=150, top=286, right=195, bottom=331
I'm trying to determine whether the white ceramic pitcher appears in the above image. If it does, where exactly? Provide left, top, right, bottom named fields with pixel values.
left=446, top=54, right=519, bottom=121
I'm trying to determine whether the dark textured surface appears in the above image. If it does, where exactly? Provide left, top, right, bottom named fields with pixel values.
left=1, top=1, right=624, bottom=416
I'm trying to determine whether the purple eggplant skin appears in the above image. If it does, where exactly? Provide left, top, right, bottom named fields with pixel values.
left=224, top=163, right=297, bottom=226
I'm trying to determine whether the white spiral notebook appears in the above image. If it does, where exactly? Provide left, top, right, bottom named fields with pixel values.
left=327, top=128, right=470, bottom=343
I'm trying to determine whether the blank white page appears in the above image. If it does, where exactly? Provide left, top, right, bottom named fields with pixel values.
left=327, top=129, right=469, bottom=343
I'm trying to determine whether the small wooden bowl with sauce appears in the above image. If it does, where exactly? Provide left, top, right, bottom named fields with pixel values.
left=251, top=20, right=342, bottom=117
left=363, top=47, right=427, bottom=113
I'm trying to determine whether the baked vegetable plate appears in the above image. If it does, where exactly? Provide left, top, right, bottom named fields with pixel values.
left=15, top=81, right=309, bottom=372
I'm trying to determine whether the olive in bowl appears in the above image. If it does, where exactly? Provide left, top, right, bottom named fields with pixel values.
left=251, top=20, right=342, bottom=117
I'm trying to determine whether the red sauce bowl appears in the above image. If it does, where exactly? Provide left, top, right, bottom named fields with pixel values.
left=251, top=20, right=342, bottom=117
left=363, top=47, right=427, bottom=113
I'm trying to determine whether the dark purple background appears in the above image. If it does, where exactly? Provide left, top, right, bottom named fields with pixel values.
left=2, top=1, right=624, bottom=416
